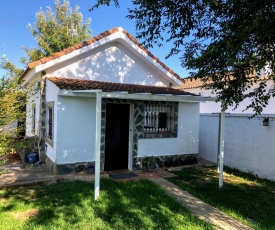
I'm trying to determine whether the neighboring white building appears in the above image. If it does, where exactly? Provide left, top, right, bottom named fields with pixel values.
left=20, top=28, right=210, bottom=174
left=182, top=77, right=275, bottom=114
left=181, top=76, right=275, bottom=181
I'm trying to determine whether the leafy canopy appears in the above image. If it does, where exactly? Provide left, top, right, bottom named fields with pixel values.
left=0, top=0, right=92, bottom=157
left=91, top=0, right=275, bottom=114
left=21, top=0, right=92, bottom=64
left=0, top=0, right=92, bottom=124
left=1, top=0, right=92, bottom=77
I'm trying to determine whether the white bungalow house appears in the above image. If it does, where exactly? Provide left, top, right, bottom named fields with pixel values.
left=20, top=28, right=213, bottom=175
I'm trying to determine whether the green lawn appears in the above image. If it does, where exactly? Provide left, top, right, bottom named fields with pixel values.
left=168, top=166, right=275, bottom=230
left=0, top=179, right=213, bottom=230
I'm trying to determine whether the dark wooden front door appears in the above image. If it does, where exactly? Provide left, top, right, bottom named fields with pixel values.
left=104, top=103, right=130, bottom=171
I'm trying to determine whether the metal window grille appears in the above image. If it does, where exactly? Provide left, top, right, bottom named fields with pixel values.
left=144, top=104, right=174, bottom=132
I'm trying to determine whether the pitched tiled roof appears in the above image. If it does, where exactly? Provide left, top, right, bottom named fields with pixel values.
left=47, top=77, right=197, bottom=96
left=177, top=78, right=213, bottom=89
left=179, top=75, right=272, bottom=90
left=20, top=28, right=183, bottom=82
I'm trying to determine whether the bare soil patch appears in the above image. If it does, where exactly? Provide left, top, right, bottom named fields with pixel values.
left=0, top=153, right=21, bottom=165
left=10, top=208, right=40, bottom=221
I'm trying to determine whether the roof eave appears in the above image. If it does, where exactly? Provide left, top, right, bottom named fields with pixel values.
left=57, top=89, right=216, bottom=102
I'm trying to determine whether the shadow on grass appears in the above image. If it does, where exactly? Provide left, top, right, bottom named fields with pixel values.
left=168, top=166, right=275, bottom=230
left=0, top=179, right=213, bottom=230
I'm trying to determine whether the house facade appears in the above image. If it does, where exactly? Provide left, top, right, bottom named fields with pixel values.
left=20, top=28, right=209, bottom=174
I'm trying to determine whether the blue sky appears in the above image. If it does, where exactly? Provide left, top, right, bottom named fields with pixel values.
left=0, top=0, right=189, bottom=78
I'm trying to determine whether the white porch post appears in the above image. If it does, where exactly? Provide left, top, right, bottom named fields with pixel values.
left=94, top=92, right=102, bottom=200
left=217, top=111, right=225, bottom=188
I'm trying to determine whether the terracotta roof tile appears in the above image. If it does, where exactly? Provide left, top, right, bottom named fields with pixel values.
left=20, top=28, right=184, bottom=83
left=176, top=78, right=211, bottom=90
left=47, top=77, right=197, bottom=96
left=28, top=60, right=42, bottom=69
left=74, top=43, right=85, bottom=50
left=63, top=46, right=76, bottom=55
left=84, top=39, right=95, bottom=45
left=40, top=56, right=54, bottom=64
left=52, top=51, right=65, bottom=59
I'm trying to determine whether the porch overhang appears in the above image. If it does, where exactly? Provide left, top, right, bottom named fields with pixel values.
left=58, top=89, right=217, bottom=103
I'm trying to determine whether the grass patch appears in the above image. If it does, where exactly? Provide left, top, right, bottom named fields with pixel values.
left=168, top=166, right=275, bottom=230
left=0, top=179, right=213, bottom=230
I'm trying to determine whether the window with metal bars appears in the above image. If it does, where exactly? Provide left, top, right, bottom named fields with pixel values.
left=144, top=104, right=174, bottom=132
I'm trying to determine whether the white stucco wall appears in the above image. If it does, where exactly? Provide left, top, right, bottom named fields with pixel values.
left=55, top=96, right=96, bottom=164
left=138, top=102, right=200, bottom=157
left=185, top=80, right=275, bottom=114
left=46, top=42, right=174, bottom=87
left=45, top=80, right=59, bottom=162
left=199, top=114, right=275, bottom=181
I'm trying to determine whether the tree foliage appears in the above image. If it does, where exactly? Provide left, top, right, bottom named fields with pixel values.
left=0, top=0, right=92, bottom=159
left=91, top=0, right=275, bottom=114
left=1, top=0, right=92, bottom=79
left=22, top=0, right=92, bottom=64
left=0, top=56, right=25, bottom=127
left=0, top=75, right=27, bottom=159
left=1, top=0, right=92, bottom=124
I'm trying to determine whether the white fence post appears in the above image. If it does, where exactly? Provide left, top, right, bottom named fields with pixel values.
left=95, top=92, right=102, bottom=200
left=218, top=111, right=225, bottom=188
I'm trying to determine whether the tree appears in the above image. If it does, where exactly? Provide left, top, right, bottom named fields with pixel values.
left=21, top=0, right=92, bottom=64
left=1, top=0, right=92, bottom=125
left=0, top=0, right=92, bottom=121
left=1, top=0, right=92, bottom=79
left=0, top=56, right=24, bottom=125
left=0, top=70, right=28, bottom=164
left=0, top=0, right=92, bottom=162
left=91, top=0, right=275, bottom=115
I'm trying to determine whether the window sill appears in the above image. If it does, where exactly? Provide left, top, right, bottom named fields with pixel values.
left=46, top=136, right=53, bottom=147
left=141, top=131, right=177, bottom=139
left=144, top=130, right=174, bottom=134
left=24, top=135, right=38, bottom=140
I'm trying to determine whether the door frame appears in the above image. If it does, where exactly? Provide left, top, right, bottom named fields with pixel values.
left=104, top=102, right=133, bottom=171
left=128, top=103, right=134, bottom=170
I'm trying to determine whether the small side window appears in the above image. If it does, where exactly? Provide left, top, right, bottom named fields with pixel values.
left=46, top=101, right=54, bottom=147
left=31, top=104, right=36, bottom=134
left=48, top=107, right=53, bottom=139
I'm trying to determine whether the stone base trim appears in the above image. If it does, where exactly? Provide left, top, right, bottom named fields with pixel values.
left=56, top=162, right=95, bottom=175
left=137, top=153, right=198, bottom=170
left=44, top=153, right=197, bottom=175
left=45, top=156, right=95, bottom=175
left=45, top=155, right=58, bottom=174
